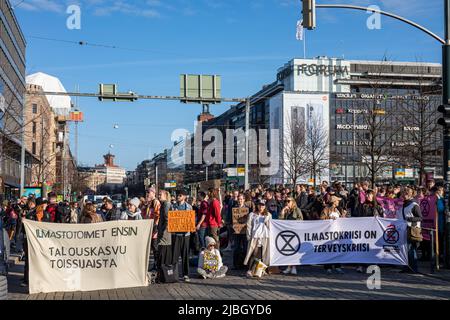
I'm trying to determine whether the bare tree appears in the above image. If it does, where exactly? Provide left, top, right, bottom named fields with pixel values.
left=305, top=112, right=329, bottom=188
left=29, top=107, right=57, bottom=188
left=393, top=76, right=441, bottom=185
left=354, top=95, right=402, bottom=187
left=283, top=116, right=309, bottom=185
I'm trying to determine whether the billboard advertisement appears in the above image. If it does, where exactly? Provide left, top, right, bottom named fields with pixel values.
left=270, top=93, right=330, bottom=184
left=23, top=187, right=43, bottom=198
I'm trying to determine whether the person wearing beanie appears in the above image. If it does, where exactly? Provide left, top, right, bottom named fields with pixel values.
left=120, top=197, right=143, bottom=220
left=171, top=190, right=193, bottom=282
left=197, top=236, right=228, bottom=279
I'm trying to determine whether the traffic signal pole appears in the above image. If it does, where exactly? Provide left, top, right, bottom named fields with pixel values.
left=443, top=0, right=450, bottom=269
left=306, top=1, right=450, bottom=267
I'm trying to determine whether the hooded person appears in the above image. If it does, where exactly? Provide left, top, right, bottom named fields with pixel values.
left=197, top=236, right=228, bottom=279
left=121, top=198, right=143, bottom=221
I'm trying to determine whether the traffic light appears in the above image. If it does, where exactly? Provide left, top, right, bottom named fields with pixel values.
left=98, top=84, right=138, bottom=102
left=302, top=0, right=316, bottom=30
left=438, top=104, right=450, bottom=126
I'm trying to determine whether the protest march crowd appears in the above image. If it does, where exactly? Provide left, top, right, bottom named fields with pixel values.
left=0, top=179, right=447, bottom=288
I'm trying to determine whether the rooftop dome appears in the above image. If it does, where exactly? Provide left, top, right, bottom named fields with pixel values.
left=26, top=72, right=71, bottom=116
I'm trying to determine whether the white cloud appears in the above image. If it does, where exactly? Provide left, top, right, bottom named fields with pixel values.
left=16, top=0, right=65, bottom=13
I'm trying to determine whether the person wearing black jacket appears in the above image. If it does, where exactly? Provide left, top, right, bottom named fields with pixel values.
left=356, top=190, right=384, bottom=273
left=21, top=198, right=40, bottom=287
left=401, top=187, right=423, bottom=273
left=295, top=185, right=309, bottom=210
left=360, top=190, right=384, bottom=218
left=103, top=199, right=121, bottom=221
left=347, top=184, right=360, bottom=217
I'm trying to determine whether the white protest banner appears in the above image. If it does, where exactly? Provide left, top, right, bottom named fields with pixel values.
left=270, top=217, right=408, bottom=267
left=23, top=219, right=153, bottom=294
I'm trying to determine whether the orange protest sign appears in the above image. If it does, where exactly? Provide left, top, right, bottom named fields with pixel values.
left=232, top=208, right=249, bottom=235
left=168, top=210, right=196, bottom=233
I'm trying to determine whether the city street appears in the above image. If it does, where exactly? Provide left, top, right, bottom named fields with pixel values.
left=6, top=253, right=450, bottom=300
left=2, top=0, right=450, bottom=306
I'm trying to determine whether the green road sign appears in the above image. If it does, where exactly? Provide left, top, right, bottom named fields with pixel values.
left=180, top=74, right=221, bottom=104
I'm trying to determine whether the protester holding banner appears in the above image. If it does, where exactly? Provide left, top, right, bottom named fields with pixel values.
left=231, top=194, right=250, bottom=270
left=244, top=199, right=272, bottom=278
left=197, top=236, right=228, bottom=279
left=280, top=198, right=304, bottom=276
left=171, top=190, right=193, bottom=282
left=157, top=190, right=173, bottom=274
left=225, top=191, right=240, bottom=251
left=401, top=187, right=423, bottom=273
left=321, top=195, right=345, bottom=274
left=355, top=189, right=384, bottom=273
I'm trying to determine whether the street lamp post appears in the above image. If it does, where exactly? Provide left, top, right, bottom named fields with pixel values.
left=245, top=98, right=251, bottom=191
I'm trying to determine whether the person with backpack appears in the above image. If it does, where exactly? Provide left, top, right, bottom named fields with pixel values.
left=120, top=198, right=143, bottom=220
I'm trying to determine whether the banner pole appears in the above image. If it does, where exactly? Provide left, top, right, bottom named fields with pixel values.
left=436, top=207, right=440, bottom=271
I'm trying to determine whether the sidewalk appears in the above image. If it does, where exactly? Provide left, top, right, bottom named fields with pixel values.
left=5, top=250, right=450, bottom=300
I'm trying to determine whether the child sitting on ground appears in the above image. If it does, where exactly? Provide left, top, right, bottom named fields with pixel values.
left=197, top=237, right=228, bottom=279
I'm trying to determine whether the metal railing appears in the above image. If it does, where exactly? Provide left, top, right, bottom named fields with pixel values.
left=422, top=227, right=439, bottom=273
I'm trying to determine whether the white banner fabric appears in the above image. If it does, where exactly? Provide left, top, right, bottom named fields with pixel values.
left=270, top=218, right=408, bottom=267
left=23, top=219, right=153, bottom=294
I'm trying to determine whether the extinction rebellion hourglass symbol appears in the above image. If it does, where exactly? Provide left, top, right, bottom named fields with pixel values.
left=276, top=231, right=301, bottom=256
left=383, top=225, right=400, bottom=245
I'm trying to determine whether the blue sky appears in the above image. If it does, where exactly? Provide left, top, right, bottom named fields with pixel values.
left=14, top=0, right=444, bottom=170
